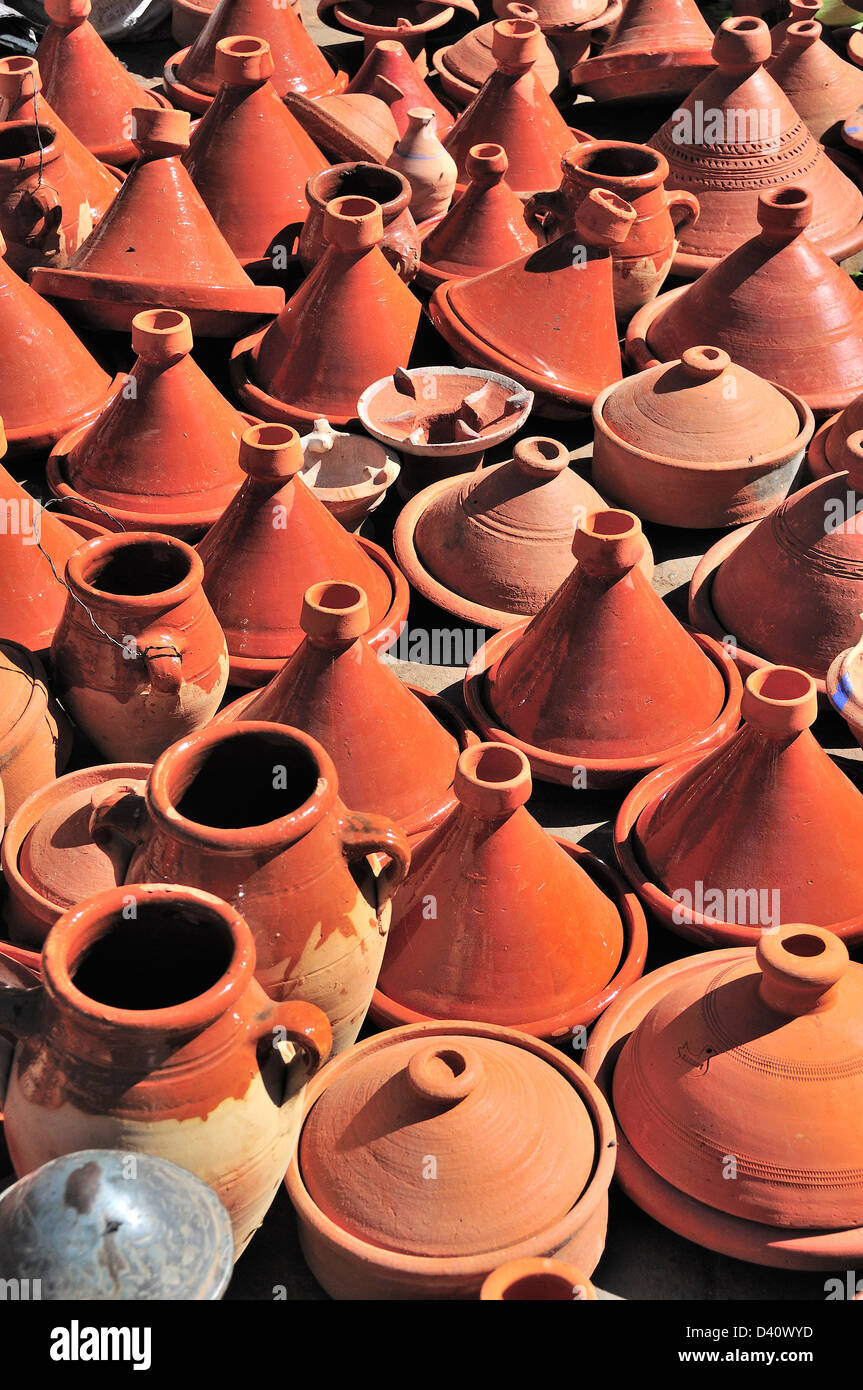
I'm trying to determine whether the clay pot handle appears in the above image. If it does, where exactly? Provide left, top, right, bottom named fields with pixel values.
left=339, top=810, right=411, bottom=909
left=523, top=186, right=567, bottom=240
left=251, top=998, right=333, bottom=1078
left=88, top=782, right=150, bottom=870
left=666, top=189, right=699, bottom=234
left=140, top=629, right=184, bottom=696
left=23, top=182, right=63, bottom=245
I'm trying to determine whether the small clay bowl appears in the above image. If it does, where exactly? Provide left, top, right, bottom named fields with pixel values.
left=298, top=420, right=400, bottom=531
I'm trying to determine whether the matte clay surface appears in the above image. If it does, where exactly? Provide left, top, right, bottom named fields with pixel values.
left=568, top=0, right=716, bottom=101
left=767, top=18, right=863, bottom=142
left=346, top=38, right=453, bottom=134
left=298, top=162, right=420, bottom=283
left=418, top=142, right=539, bottom=288
left=434, top=4, right=559, bottom=107
left=0, top=640, right=72, bottom=826
left=387, top=108, right=457, bottom=222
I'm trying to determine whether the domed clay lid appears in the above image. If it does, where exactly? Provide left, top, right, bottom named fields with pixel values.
left=298, top=1028, right=597, bottom=1256
left=611, top=924, right=863, bottom=1229
left=0, top=640, right=52, bottom=743
left=601, top=347, right=802, bottom=464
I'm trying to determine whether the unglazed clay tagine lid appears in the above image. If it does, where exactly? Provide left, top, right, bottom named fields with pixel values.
left=614, top=664, right=863, bottom=948
left=433, top=5, right=560, bottom=106
left=567, top=0, right=716, bottom=101
left=592, top=346, right=815, bottom=528
left=464, top=508, right=743, bottom=787
left=809, top=386, right=863, bottom=480
left=393, top=435, right=654, bottom=630
left=286, top=1019, right=617, bottom=1298
left=585, top=925, right=863, bottom=1268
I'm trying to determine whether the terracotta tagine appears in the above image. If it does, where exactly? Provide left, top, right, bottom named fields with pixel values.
left=0, top=120, right=94, bottom=276
left=0, top=56, right=121, bottom=227
left=0, top=1150, right=234, bottom=1300
left=197, top=423, right=406, bottom=686
left=388, top=108, right=457, bottom=221
left=102, top=722, right=411, bottom=1052
left=647, top=17, right=863, bottom=277
left=592, top=346, right=815, bottom=528
left=464, top=507, right=743, bottom=787
left=284, top=91, right=399, bottom=167
left=371, top=741, right=647, bottom=1036
left=30, top=107, right=284, bottom=338
left=809, top=381, right=863, bottom=479
left=299, top=419, right=400, bottom=530
left=0, top=640, right=72, bottom=826
left=357, top=364, right=533, bottom=498
left=689, top=430, right=863, bottom=687
left=770, top=0, right=820, bottom=54
left=767, top=17, right=863, bottom=142
left=35, top=0, right=171, bottom=166
left=182, top=36, right=327, bottom=270
left=217, top=580, right=470, bottom=845
left=615, top=664, right=863, bottom=946
left=585, top=923, right=863, bottom=1268
left=165, top=0, right=347, bottom=113
left=433, top=4, right=559, bottom=109
left=47, top=309, right=248, bottom=539
left=429, top=187, right=636, bottom=418
left=526, top=140, right=700, bottom=322
left=626, top=187, right=863, bottom=417
left=346, top=38, right=454, bottom=136
left=232, top=196, right=421, bottom=431
left=2, top=763, right=151, bottom=948
left=827, top=619, right=863, bottom=746
left=417, top=142, right=539, bottom=291
left=568, top=0, right=716, bottom=101
left=480, top=1259, right=597, bottom=1299
left=393, top=435, right=653, bottom=628
left=442, top=19, right=575, bottom=199
left=0, top=882, right=332, bottom=1257
left=0, top=231, right=119, bottom=456
left=298, top=163, right=421, bottom=284
left=49, top=531, right=229, bottom=762
left=285, top=1019, right=616, bottom=1298
left=501, top=0, right=620, bottom=72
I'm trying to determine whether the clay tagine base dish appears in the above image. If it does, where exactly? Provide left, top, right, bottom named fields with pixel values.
left=583, top=950, right=863, bottom=1270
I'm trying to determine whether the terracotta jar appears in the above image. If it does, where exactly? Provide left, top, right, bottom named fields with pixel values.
left=182, top=36, right=327, bottom=269
left=480, top=1259, right=597, bottom=1299
left=387, top=108, right=457, bottom=222
left=286, top=1020, right=616, bottom=1298
left=47, top=309, right=248, bottom=539
left=614, top=665, right=863, bottom=947
left=648, top=17, right=863, bottom=277
left=30, top=106, right=284, bottom=339
left=433, top=4, right=560, bottom=109
left=372, top=742, right=646, bottom=1036
left=568, top=0, right=716, bottom=101
left=767, top=18, right=863, bottom=143
left=464, top=508, right=742, bottom=786
left=50, top=532, right=229, bottom=762
left=104, top=721, right=411, bottom=1053
left=394, top=435, right=653, bottom=629
left=218, top=581, right=469, bottom=846
left=689, top=430, right=863, bottom=687
left=0, top=882, right=332, bottom=1256
left=827, top=622, right=863, bottom=747
left=0, top=120, right=93, bottom=275
left=586, top=924, right=863, bottom=1267
left=592, top=346, right=815, bottom=528
left=2, top=763, right=150, bottom=949
left=0, top=641, right=72, bottom=826
left=526, top=141, right=699, bottom=321
left=346, top=38, right=454, bottom=136
left=298, top=162, right=421, bottom=283
left=626, top=187, right=863, bottom=417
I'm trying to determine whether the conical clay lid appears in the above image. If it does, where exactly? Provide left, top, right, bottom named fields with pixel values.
left=441, top=5, right=558, bottom=98
left=421, top=142, right=538, bottom=282
left=299, top=1026, right=597, bottom=1256
left=346, top=38, right=453, bottom=135
left=569, top=0, right=716, bottom=98
left=612, top=923, right=863, bottom=1229
left=649, top=17, right=863, bottom=266
left=602, top=346, right=802, bottom=463
left=488, top=509, right=727, bottom=759
left=767, top=18, right=863, bottom=142
left=594, top=0, right=714, bottom=62
left=770, top=0, right=820, bottom=56
left=375, top=742, right=624, bottom=1032
left=236, top=580, right=460, bottom=829
left=634, top=665, right=863, bottom=932
left=175, top=0, right=344, bottom=100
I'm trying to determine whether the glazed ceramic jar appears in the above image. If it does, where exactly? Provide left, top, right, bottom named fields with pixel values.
left=0, top=640, right=72, bottom=825
left=586, top=924, right=863, bottom=1267
left=0, top=120, right=92, bottom=274
left=387, top=108, right=457, bottom=221
left=49, top=531, right=229, bottom=761
left=0, top=883, right=332, bottom=1256
left=286, top=1020, right=616, bottom=1298
left=526, top=140, right=700, bottom=319
left=97, top=721, right=411, bottom=1053
left=298, top=162, right=421, bottom=282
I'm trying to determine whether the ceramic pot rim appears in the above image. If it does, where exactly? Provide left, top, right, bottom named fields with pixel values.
left=86, top=88, right=173, bottom=165
left=41, top=882, right=256, bottom=1035
left=592, top=374, right=815, bottom=473
left=285, top=1018, right=617, bottom=1277
left=613, top=739, right=863, bottom=946
left=231, top=329, right=371, bottom=432
left=145, top=719, right=340, bottom=854
left=807, top=412, right=841, bottom=480
left=562, top=137, right=670, bottom=193
left=64, top=529, right=205, bottom=613
left=432, top=44, right=482, bottom=104
left=29, top=265, right=285, bottom=328
left=2, top=372, right=124, bottom=457
left=357, top=366, right=533, bottom=458
left=331, top=2, right=454, bottom=35
left=369, top=837, right=648, bottom=1036
left=671, top=210, right=863, bottom=281
left=568, top=48, right=715, bottom=95
left=687, top=522, right=830, bottom=696
left=463, top=624, right=743, bottom=786
left=305, top=161, right=411, bottom=220
left=0, top=117, right=62, bottom=166
left=553, top=0, right=622, bottom=33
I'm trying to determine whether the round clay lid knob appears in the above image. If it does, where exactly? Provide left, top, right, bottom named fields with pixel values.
left=132, top=308, right=193, bottom=364
left=789, top=0, right=820, bottom=17
left=837, top=428, right=863, bottom=491
left=572, top=508, right=644, bottom=575
left=713, top=15, right=771, bottom=70
left=132, top=106, right=191, bottom=157
left=0, top=56, right=41, bottom=99
left=322, top=194, right=384, bottom=251
left=215, top=35, right=276, bottom=86
left=757, top=186, right=812, bottom=246
left=492, top=17, right=543, bottom=69
left=756, top=925, right=849, bottom=1017
left=45, top=0, right=90, bottom=26
left=784, top=18, right=821, bottom=48
left=453, top=742, right=531, bottom=816
left=512, top=436, right=570, bottom=478
left=239, top=422, right=304, bottom=482
left=300, top=581, right=370, bottom=645
left=405, top=1042, right=484, bottom=1105
left=679, top=345, right=731, bottom=382
left=740, top=664, right=818, bottom=736
left=575, top=187, right=637, bottom=249
left=466, top=142, right=508, bottom=186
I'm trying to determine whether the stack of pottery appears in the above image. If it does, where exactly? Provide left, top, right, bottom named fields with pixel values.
left=298, top=162, right=421, bottom=284
left=346, top=38, right=454, bottom=135
left=433, top=4, right=559, bottom=108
